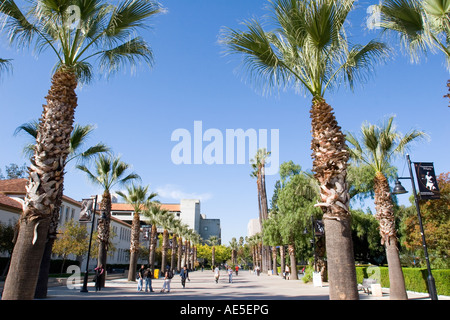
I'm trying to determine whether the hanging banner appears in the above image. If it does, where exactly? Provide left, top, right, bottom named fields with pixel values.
left=314, top=220, right=325, bottom=236
left=414, top=162, right=440, bottom=200
left=79, top=198, right=94, bottom=222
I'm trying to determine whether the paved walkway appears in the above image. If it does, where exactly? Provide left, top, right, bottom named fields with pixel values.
left=41, top=269, right=448, bottom=301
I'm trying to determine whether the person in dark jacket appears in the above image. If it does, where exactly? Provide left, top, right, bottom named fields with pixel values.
left=180, top=265, right=190, bottom=288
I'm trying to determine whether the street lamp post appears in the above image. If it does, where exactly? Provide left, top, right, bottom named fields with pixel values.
left=392, top=154, right=438, bottom=300
left=80, top=195, right=98, bottom=293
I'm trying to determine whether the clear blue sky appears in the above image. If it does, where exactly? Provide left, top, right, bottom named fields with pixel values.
left=1, top=1, right=449, bottom=245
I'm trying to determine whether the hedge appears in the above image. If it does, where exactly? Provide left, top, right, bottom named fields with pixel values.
left=356, top=266, right=450, bottom=296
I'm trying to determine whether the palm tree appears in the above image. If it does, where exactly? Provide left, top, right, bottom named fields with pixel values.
left=377, top=0, right=450, bottom=105
left=15, top=121, right=109, bottom=298
left=346, top=116, right=427, bottom=299
left=220, top=0, right=389, bottom=299
left=77, top=154, right=139, bottom=287
left=0, top=0, right=163, bottom=300
left=191, top=232, right=202, bottom=270
left=207, top=235, right=220, bottom=268
left=158, top=211, right=176, bottom=272
left=250, top=148, right=271, bottom=272
left=142, top=203, right=168, bottom=273
left=117, top=184, right=157, bottom=281
left=169, top=218, right=181, bottom=272
left=175, top=222, right=189, bottom=272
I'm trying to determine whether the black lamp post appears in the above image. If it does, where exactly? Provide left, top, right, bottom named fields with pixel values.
left=80, top=195, right=98, bottom=293
left=392, top=154, right=438, bottom=300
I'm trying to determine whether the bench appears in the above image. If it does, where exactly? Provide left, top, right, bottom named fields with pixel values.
left=358, top=278, right=378, bottom=294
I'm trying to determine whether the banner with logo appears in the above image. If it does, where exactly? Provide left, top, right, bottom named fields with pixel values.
left=79, top=198, right=94, bottom=222
left=414, top=162, right=440, bottom=200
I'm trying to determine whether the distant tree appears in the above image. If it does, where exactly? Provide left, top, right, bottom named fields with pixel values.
left=0, top=163, right=28, bottom=180
left=52, top=220, right=89, bottom=274
left=402, top=172, right=450, bottom=268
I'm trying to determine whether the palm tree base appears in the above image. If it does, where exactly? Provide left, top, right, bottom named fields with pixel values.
left=324, top=217, right=359, bottom=300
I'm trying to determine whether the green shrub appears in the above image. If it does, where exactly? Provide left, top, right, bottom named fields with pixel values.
left=356, top=266, right=450, bottom=296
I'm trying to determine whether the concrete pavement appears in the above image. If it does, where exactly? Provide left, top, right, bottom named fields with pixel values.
left=41, top=269, right=448, bottom=301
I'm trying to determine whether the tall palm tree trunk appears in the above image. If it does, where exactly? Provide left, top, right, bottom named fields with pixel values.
left=280, top=245, right=286, bottom=278
left=149, top=224, right=157, bottom=273
left=272, top=246, right=278, bottom=275
left=287, top=243, right=298, bottom=280
left=161, top=230, right=168, bottom=271
left=35, top=187, right=63, bottom=298
left=97, top=190, right=111, bottom=288
left=310, top=98, right=358, bottom=300
left=374, top=172, right=408, bottom=300
left=171, top=235, right=177, bottom=272
left=2, top=69, right=77, bottom=300
left=128, top=211, right=141, bottom=281
left=177, top=237, right=182, bottom=272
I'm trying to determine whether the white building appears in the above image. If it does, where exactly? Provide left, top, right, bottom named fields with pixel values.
left=111, top=198, right=222, bottom=245
left=0, top=179, right=132, bottom=272
left=247, top=218, right=261, bottom=238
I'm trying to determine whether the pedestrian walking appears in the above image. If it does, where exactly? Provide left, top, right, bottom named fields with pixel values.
left=180, top=265, right=190, bottom=288
left=94, top=264, right=104, bottom=292
left=235, top=265, right=239, bottom=276
left=160, top=268, right=173, bottom=293
left=284, top=265, right=290, bottom=280
left=228, top=267, right=233, bottom=283
left=214, top=265, right=220, bottom=284
left=137, top=265, right=145, bottom=291
left=144, top=268, right=154, bottom=292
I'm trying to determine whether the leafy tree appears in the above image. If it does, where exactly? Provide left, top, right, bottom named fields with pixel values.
left=0, top=0, right=163, bottom=300
left=277, top=169, right=321, bottom=280
left=350, top=209, right=385, bottom=264
left=0, top=163, right=28, bottom=180
left=52, top=220, right=89, bottom=274
left=401, top=172, right=450, bottom=268
left=221, top=0, right=389, bottom=299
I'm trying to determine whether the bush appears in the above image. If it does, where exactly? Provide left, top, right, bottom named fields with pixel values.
left=356, top=266, right=450, bottom=296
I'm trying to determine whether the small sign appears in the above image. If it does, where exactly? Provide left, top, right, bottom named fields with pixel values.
left=414, top=162, right=440, bottom=200
left=313, top=272, right=322, bottom=287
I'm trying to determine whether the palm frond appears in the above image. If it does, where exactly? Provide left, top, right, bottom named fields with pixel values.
left=378, top=0, right=432, bottom=62
left=97, top=36, right=153, bottom=76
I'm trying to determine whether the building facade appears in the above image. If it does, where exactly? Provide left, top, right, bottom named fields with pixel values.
left=0, top=179, right=133, bottom=271
left=111, top=198, right=221, bottom=244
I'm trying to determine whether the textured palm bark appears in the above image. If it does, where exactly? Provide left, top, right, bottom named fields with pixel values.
left=374, top=172, right=408, bottom=300
left=272, top=246, right=278, bottom=275
left=287, top=243, right=297, bottom=280
left=149, top=224, right=157, bottom=272
left=279, top=245, right=286, bottom=278
left=128, top=211, right=141, bottom=281
left=97, top=190, right=111, bottom=288
left=310, top=98, right=358, bottom=300
left=2, top=70, right=77, bottom=300
left=171, top=235, right=177, bottom=272
left=161, top=229, right=169, bottom=271
left=177, top=237, right=183, bottom=272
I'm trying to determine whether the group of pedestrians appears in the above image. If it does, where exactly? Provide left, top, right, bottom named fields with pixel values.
left=137, top=265, right=155, bottom=292
left=214, top=265, right=239, bottom=284
left=136, top=264, right=190, bottom=293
